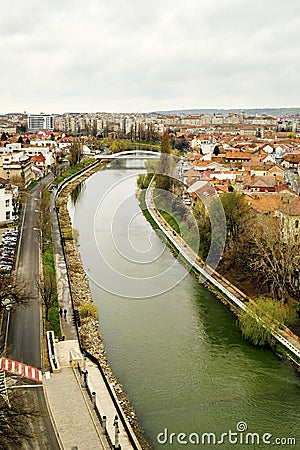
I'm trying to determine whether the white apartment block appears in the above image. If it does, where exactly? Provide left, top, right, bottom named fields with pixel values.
left=0, top=185, right=14, bottom=223
left=3, top=143, right=22, bottom=152
left=28, top=114, right=54, bottom=132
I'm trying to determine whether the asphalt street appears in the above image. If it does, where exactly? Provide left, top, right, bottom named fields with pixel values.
left=6, top=174, right=60, bottom=449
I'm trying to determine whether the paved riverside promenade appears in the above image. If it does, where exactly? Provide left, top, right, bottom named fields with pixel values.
left=44, top=339, right=136, bottom=450
left=44, top=340, right=108, bottom=450
left=43, top=193, right=139, bottom=449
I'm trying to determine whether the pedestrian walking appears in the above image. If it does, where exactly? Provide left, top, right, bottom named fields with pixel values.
left=64, top=309, right=67, bottom=319
left=59, top=308, right=63, bottom=318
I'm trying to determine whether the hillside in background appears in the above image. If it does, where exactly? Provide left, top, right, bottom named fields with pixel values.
left=154, top=108, right=300, bottom=116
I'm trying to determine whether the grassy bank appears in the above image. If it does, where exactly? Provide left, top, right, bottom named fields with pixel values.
left=138, top=188, right=159, bottom=230
left=25, top=179, right=39, bottom=192
left=153, top=189, right=200, bottom=252
left=40, top=189, right=61, bottom=338
left=130, top=140, right=160, bottom=149
left=42, top=243, right=61, bottom=337
left=52, top=158, right=95, bottom=186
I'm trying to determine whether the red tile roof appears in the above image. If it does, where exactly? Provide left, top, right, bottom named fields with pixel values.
left=283, top=153, right=300, bottom=164
left=243, top=175, right=277, bottom=188
left=31, top=153, right=46, bottom=163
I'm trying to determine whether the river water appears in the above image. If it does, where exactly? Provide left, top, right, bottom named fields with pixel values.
left=69, top=164, right=300, bottom=449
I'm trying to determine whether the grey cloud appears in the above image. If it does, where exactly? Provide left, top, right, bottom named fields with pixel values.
left=1, top=0, right=300, bottom=112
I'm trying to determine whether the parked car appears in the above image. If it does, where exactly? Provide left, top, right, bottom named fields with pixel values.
left=0, top=266, right=11, bottom=272
left=3, top=235, right=17, bottom=241
left=1, top=257, right=13, bottom=263
left=0, top=257, right=13, bottom=264
left=2, top=249, right=15, bottom=255
left=4, top=243, right=16, bottom=249
left=4, top=230, right=18, bottom=235
left=1, top=254, right=14, bottom=260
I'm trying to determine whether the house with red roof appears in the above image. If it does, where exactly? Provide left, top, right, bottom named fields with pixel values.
left=243, top=175, right=277, bottom=193
left=30, top=153, right=46, bottom=177
left=225, top=151, right=251, bottom=164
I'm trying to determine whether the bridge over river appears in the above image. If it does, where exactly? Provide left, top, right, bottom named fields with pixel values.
left=95, top=149, right=163, bottom=159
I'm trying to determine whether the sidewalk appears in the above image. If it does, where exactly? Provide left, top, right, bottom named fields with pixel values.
left=51, top=193, right=77, bottom=340
left=44, top=341, right=108, bottom=450
left=44, top=340, right=138, bottom=450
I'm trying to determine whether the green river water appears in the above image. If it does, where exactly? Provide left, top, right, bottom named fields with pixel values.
left=69, top=165, right=300, bottom=450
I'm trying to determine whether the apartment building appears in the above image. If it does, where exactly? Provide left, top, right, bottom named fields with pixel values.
left=28, top=114, right=54, bottom=132
left=0, top=152, right=34, bottom=187
left=0, top=181, right=14, bottom=223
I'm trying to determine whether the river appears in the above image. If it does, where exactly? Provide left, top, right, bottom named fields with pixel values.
left=69, top=164, right=300, bottom=449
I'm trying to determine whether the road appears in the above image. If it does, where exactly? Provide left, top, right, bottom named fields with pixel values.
left=285, top=169, right=300, bottom=194
left=5, top=174, right=60, bottom=449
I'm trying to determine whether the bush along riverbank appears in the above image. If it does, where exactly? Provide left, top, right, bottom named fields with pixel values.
left=55, top=161, right=152, bottom=450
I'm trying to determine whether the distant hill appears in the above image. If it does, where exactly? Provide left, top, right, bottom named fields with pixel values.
left=154, top=108, right=300, bottom=116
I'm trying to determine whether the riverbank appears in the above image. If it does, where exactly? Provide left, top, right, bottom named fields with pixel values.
left=142, top=183, right=300, bottom=370
left=55, top=161, right=152, bottom=450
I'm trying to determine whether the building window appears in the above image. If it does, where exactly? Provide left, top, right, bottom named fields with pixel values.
left=6, top=211, right=10, bottom=220
left=5, top=199, right=9, bottom=207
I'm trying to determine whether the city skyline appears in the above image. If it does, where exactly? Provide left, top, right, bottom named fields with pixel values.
left=1, top=0, right=300, bottom=113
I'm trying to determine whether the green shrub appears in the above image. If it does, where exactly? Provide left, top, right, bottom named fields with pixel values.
left=52, top=159, right=95, bottom=186
left=79, top=302, right=98, bottom=318
left=47, top=307, right=61, bottom=337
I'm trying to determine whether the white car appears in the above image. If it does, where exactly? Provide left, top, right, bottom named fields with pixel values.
left=0, top=265, right=12, bottom=272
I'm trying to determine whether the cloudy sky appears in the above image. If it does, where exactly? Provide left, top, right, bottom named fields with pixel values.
left=1, top=0, right=300, bottom=113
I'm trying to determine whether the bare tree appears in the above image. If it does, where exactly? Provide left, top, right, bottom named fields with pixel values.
left=0, top=389, right=39, bottom=449
left=236, top=214, right=299, bottom=300
left=36, top=272, right=57, bottom=322
left=0, top=276, right=29, bottom=312
left=68, top=138, right=83, bottom=166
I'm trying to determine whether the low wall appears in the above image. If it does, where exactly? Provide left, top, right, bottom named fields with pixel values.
left=46, top=331, right=61, bottom=373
